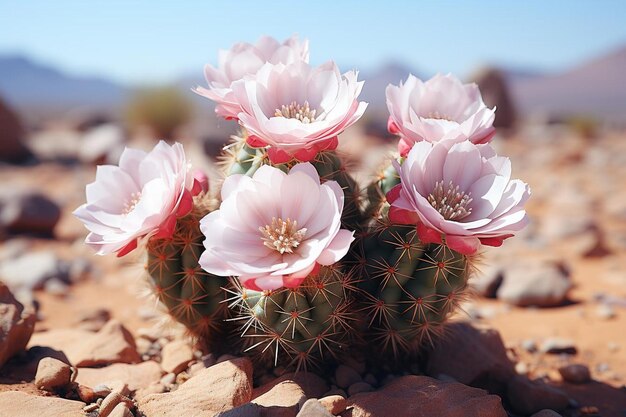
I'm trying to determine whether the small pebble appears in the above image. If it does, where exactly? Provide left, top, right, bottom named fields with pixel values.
left=521, top=339, right=538, bottom=353
left=558, top=364, right=591, bottom=384
left=596, top=304, right=616, bottom=320
left=596, top=363, right=610, bottom=373
left=318, top=394, right=347, bottom=415
left=363, top=373, right=377, bottom=386
left=160, top=372, right=176, bottom=387
left=515, top=362, right=529, bottom=375
left=540, top=338, right=577, bottom=355
left=335, top=365, right=362, bottom=389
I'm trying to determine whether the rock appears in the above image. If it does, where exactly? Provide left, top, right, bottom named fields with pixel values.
left=496, top=263, right=572, bottom=307
left=348, top=382, right=373, bottom=396
left=346, top=375, right=506, bottom=417
left=470, top=265, right=503, bottom=298
left=0, top=391, right=85, bottom=417
left=135, top=383, right=166, bottom=400
left=74, top=308, right=111, bottom=331
left=29, top=320, right=140, bottom=367
left=35, top=357, right=73, bottom=391
left=506, top=376, right=569, bottom=415
left=108, top=403, right=133, bottom=417
left=0, top=282, right=36, bottom=368
left=0, top=192, right=61, bottom=236
left=252, top=380, right=307, bottom=416
left=425, top=323, right=515, bottom=393
left=469, top=68, right=516, bottom=130
left=558, top=364, right=591, bottom=384
left=0, top=96, right=30, bottom=163
left=297, top=399, right=333, bottom=417
left=531, top=410, right=563, bottom=417
left=138, top=357, right=253, bottom=417
left=160, top=339, right=194, bottom=374
left=0, top=251, right=69, bottom=295
left=540, top=338, right=577, bottom=355
left=216, top=403, right=262, bottom=417
left=277, top=372, right=329, bottom=398
left=319, top=395, right=347, bottom=415
left=335, top=364, right=362, bottom=389
left=27, top=128, right=82, bottom=162
left=521, top=339, right=538, bottom=353
left=596, top=304, right=616, bottom=320
left=75, top=361, right=163, bottom=392
left=78, top=124, right=125, bottom=165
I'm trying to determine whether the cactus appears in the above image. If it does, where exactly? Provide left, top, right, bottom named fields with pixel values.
left=221, top=133, right=364, bottom=231
left=350, top=160, right=474, bottom=361
left=351, top=222, right=472, bottom=360
left=226, top=264, right=357, bottom=370
left=145, top=195, right=230, bottom=345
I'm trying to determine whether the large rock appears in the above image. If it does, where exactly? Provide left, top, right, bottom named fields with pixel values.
left=425, top=322, right=515, bottom=393
left=505, top=375, right=569, bottom=415
left=160, top=339, right=194, bottom=374
left=138, top=357, right=253, bottom=417
left=0, top=391, right=85, bottom=417
left=0, top=251, right=70, bottom=296
left=75, top=361, right=163, bottom=392
left=469, top=68, right=517, bottom=130
left=345, top=375, right=506, bottom=417
left=496, top=263, right=572, bottom=307
left=0, top=191, right=60, bottom=236
left=29, top=320, right=140, bottom=367
left=0, top=282, right=36, bottom=368
left=0, top=97, right=30, bottom=163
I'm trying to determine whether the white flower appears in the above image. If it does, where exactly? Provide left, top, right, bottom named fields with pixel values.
left=386, top=73, right=495, bottom=155
left=232, top=60, right=367, bottom=163
left=388, top=140, right=530, bottom=254
left=199, top=163, right=354, bottom=290
left=73, top=141, right=195, bottom=256
left=194, top=35, right=309, bottom=120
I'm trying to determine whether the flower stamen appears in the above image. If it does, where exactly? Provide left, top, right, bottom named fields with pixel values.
left=123, top=192, right=142, bottom=215
left=275, top=101, right=317, bottom=124
left=427, top=180, right=473, bottom=221
left=259, top=217, right=307, bottom=254
left=425, top=111, right=453, bottom=121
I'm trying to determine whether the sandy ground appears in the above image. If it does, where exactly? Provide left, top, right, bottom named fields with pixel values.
left=1, top=127, right=626, bottom=414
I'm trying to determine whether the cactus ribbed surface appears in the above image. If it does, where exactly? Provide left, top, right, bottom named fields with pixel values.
left=146, top=196, right=230, bottom=344
left=227, top=264, right=357, bottom=370
left=222, top=133, right=364, bottom=231
left=352, top=223, right=471, bottom=359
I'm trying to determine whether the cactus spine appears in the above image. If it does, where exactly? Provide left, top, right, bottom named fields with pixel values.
left=146, top=194, right=230, bottom=344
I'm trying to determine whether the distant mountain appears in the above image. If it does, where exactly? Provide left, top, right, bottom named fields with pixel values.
left=507, top=45, right=626, bottom=124
left=359, top=61, right=417, bottom=115
left=0, top=55, right=128, bottom=122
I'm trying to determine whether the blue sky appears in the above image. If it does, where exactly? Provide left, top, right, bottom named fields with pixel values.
left=1, top=1, right=625, bottom=85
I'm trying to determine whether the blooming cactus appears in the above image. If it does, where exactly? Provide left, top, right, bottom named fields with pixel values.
left=387, top=140, right=530, bottom=255
left=386, top=73, right=496, bottom=156
left=73, top=141, right=204, bottom=256
left=231, top=60, right=368, bottom=164
left=194, top=34, right=309, bottom=120
left=199, top=163, right=354, bottom=290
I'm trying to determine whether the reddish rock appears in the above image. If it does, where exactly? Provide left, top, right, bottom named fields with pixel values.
left=138, top=357, right=253, bottom=417
left=160, top=339, right=194, bottom=374
left=319, top=395, right=347, bottom=415
left=34, top=357, right=72, bottom=391
left=335, top=365, right=362, bottom=389
left=0, top=282, right=36, bottom=368
left=109, top=403, right=133, bottom=417
left=426, top=323, right=515, bottom=393
left=297, top=399, right=333, bottom=417
left=506, top=375, right=569, bottom=415
left=0, top=391, right=84, bottom=417
left=0, top=97, right=30, bottom=163
left=75, top=361, right=163, bottom=393
left=345, top=376, right=506, bottom=417
left=252, top=379, right=307, bottom=416
left=29, top=320, right=140, bottom=367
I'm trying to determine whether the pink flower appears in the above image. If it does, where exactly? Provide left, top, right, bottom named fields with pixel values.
left=386, top=74, right=496, bottom=156
left=73, top=141, right=197, bottom=257
left=388, top=140, right=530, bottom=255
left=231, top=60, right=367, bottom=164
left=199, top=163, right=354, bottom=291
left=194, top=35, right=309, bottom=120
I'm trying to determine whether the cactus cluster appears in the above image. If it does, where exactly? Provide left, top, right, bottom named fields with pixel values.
left=75, top=34, right=529, bottom=372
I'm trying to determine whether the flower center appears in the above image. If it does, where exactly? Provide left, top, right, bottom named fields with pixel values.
left=275, top=101, right=317, bottom=124
left=427, top=180, right=473, bottom=221
left=259, top=217, right=307, bottom=254
left=425, top=111, right=453, bottom=121
left=123, top=191, right=142, bottom=215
